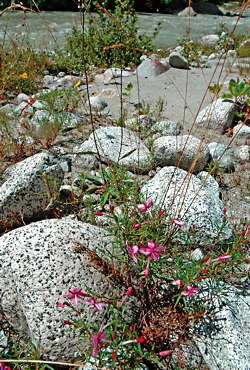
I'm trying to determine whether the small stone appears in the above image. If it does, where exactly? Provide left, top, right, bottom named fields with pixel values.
left=169, top=52, right=189, bottom=69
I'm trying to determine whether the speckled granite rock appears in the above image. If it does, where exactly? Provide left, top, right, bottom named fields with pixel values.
left=151, top=120, right=182, bottom=139
left=0, top=152, right=64, bottom=227
left=193, top=281, right=250, bottom=370
left=73, top=126, right=152, bottom=173
left=153, top=135, right=209, bottom=172
left=0, top=218, right=115, bottom=360
left=196, top=99, right=235, bottom=134
left=141, top=166, right=232, bottom=242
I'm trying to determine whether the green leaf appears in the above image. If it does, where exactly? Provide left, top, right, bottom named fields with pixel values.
left=101, top=191, right=110, bottom=207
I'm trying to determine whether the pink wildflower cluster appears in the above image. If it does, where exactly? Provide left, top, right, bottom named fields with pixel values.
left=127, top=239, right=166, bottom=278
left=57, top=288, right=106, bottom=310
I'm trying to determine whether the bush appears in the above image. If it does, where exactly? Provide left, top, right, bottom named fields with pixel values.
left=64, top=0, right=160, bottom=70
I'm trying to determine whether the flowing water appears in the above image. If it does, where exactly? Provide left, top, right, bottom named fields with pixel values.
left=0, top=10, right=249, bottom=50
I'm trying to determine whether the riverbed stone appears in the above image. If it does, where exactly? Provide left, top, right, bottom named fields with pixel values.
left=208, top=142, right=235, bottom=173
left=201, top=34, right=219, bottom=47
left=75, top=126, right=152, bottom=173
left=136, top=55, right=170, bottom=78
left=233, top=122, right=250, bottom=140
left=16, top=93, right=30, bottom=103
left=178, top=6, right=197, bottom=17
left=0, top=217, right=116, bottom=360
left=151, top=120, right=182, bottom=139
left=153, top=135, right=209, bottom=172
left=196, top=99, right=235, bottom=134
left=89, top=95, right=108, bottom=113
left=233, top=145, right=250, bottom=161
left=193, top=281, right=250, bottom=370
left=0, top=152, right=64, bottom=227
left=169, top=52, right=189, bottom=70
left=141, top=166, right=232, bottom=242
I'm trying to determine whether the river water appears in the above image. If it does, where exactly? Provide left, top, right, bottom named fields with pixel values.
left=0, top=11, right=249, bottom=50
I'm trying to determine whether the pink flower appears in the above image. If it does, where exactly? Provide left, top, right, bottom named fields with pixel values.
left=158, top=209, right=165, bottom=217
left=144, top=266, right=150, bottom=278
left=218, top=254, right=232, bottom=262
left=181, top=285, right=199, bottom=297
left=126, top=240, right=139, bottom=264
left=139, top=240, right=166, bottom=261
left=171, top=218, right=185, bottom=227
left=84, top=297, right=106, bottom=311
left=133, top=223, right=141, bottom=228
left=91, top=322, right=106, bottom=358
left=126, top=287, right=133, bottom=296
left=138, top=197, right=153, bottom=212
left=136, top=338, right=145, bottom=343
left=172, top=279, right=183, bottom=289
left=0, top=363, right=11, bottom=370
left=64, top=288, right=86, bottom=306
left=94, top=211, right=103, bottom=216
left=56, top=301, right=71, bottom=309
left=159, top=350, right=172, bottom=356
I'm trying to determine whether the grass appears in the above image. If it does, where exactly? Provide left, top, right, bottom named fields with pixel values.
left=0, top=2, right=250, bottom=369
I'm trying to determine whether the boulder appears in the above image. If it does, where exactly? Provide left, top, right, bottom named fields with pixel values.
left=194, top=281, right=250, bottom=370
left=89, top=95, right=108, bottom=113
left=201, top=34, right=219, bottom=47
left=73, top=126, right=152, bottom=173
left=141, top=166, right=232, bottom=242
left=151, top=120, right=182, bottom=139
left=136, top=55, right=170, bottom=78
left=196, top=99, right=235, bottom=134
left=0, top=152, right=64, bottom=227
left=233, top=122, right=250, bottom=140
left=233, top=145, right=250, bottom=161
left=153, top=135, right=210, bottom=172
left=0, top=218, right=116, bottom=360
left=169, top=52, right=189, bottom=70
left=208, top=142, right=235, bottom=173
left=178, top=7, right=197, bottom=17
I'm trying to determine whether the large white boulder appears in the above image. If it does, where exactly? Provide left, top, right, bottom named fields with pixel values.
left=194, top=281, right=250, bottom=370
left=0, top=218, right=116, bottom=360
left=196, top=99, right=235, bottom=134
left=73, top=126, right=152, bottom=173
left=141, top=166, right=232, bottom=242
left=153, top=135, right=209, bottom=172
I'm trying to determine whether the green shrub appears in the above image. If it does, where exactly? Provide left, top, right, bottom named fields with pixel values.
left=64, top=0, right=160, bottom=70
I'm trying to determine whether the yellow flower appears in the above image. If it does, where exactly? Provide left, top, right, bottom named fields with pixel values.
left=74, top=80, right=81, bottom=88
left=20, top=72, right=28, bottom=79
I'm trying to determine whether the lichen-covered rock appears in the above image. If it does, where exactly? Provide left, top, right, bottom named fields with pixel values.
left=0, top=218, right=116, bottom=360
left=141, top=166, right=232, bottom=242
left=0, top=152, right=64, bottom=226
left=196, top=99, right=235, bottom=133
left=193, top=281, right=250, bottom=370
left=153, top=135, right=209, bottom=172
left=74, top=126, right=152, bottom=173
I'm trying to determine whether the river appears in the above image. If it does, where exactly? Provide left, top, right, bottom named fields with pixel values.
left=0, top=11, right=249, bottom=50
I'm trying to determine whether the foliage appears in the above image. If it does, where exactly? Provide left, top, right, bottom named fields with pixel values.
left=64, top=0, right=160, bottom=70
left=0, top=42, right=49, bottom=96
